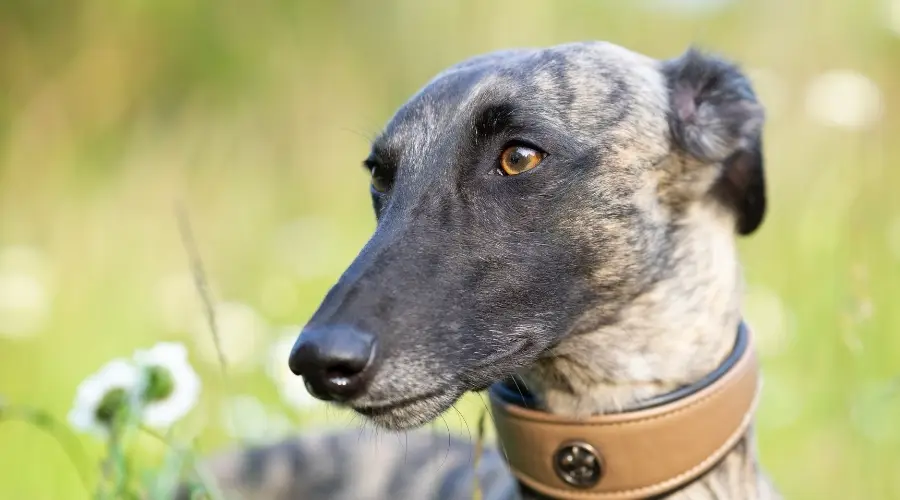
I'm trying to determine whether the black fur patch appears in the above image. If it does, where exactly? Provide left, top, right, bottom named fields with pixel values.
left=663, top=47, right=767, bottom=235
left=715, top=136, right=766, bottom=235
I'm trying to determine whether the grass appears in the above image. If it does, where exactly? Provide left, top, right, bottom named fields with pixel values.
left=1, top=0, right=899, bottom=498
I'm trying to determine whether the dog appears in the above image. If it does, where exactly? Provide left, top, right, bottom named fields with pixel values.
left=184, top=40, right=780, bottom=499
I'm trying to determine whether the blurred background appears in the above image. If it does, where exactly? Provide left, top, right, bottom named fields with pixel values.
left=1, top=0, right=899, bottom=498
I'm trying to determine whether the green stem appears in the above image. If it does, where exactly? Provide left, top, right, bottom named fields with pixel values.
left=136, top=425, right=224, bottom=500
left=98, top=408, right=138, bottom=500
left=98, top=428, right=116, bottom=500
left=0, top=404, right=94, bottom=495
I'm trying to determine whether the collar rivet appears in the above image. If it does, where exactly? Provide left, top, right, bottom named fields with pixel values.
left=553, top=441, right=603, bottom=488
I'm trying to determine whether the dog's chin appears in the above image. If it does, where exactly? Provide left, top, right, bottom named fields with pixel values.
left=351, top=389, right=463, bottom=431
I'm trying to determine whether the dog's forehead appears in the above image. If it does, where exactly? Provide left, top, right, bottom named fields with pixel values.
left=376, top=42, right=671, bottom=158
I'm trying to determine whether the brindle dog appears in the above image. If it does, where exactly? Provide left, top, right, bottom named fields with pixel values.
left=185, top=41, right=780, bottom=499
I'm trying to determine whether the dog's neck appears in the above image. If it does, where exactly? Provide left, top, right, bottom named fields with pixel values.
left=522, top=204, right=743, bottom=417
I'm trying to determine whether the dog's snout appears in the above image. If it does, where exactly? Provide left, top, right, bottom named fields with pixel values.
left=288, top=326, right=377, bottom=401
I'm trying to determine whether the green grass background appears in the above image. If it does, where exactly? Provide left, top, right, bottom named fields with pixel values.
left=1, top=0, right=899, bottom=498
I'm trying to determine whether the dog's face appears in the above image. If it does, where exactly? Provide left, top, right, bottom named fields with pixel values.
left=289, top=42, right=765, bottom=430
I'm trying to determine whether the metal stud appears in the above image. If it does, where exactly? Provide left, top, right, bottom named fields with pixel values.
left=553, top=441, right=603, bottom=488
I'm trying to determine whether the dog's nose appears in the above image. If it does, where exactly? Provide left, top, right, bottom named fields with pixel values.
left=288, top=326, right=377, bottom=402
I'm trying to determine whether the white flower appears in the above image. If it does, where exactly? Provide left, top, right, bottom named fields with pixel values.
left=266, top=330, right=320, bottom=411
left=805, top=70, right=883, bottom=130
left=133, top=342, right=201, bottom=429
left=68, top=359, right=141, bottom=437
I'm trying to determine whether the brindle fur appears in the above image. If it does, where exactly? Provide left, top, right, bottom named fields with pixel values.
left=181, top=41, right=780, bottom=499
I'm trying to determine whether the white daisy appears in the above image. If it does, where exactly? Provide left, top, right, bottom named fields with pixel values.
left=133, top=342, right=201, bottom=430
left=68, top=359, right=141, bottom=437
left=266, top=330, right=320, bottom=411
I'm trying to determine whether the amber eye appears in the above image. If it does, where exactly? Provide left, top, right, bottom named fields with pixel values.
left=498, top=145, right=545, bottom=176
left=370, top=164, right=391, bottom=193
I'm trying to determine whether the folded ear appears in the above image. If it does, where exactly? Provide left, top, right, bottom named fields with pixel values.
left=662, top=48, right=767, bottom=235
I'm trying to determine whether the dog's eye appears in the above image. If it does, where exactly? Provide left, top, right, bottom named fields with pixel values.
left=498, top=145, right=545, bottom=176
left=370, top=164, right=392, bottom=193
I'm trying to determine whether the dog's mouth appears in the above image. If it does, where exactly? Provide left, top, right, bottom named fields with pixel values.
left=350, top=389, right=462, bottom=430
left=348, top=340, right=550, bottom=431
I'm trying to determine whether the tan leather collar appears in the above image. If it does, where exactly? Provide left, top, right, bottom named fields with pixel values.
left=488, top=323, right=760, bottom=500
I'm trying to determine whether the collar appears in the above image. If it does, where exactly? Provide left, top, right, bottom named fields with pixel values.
left=487, top=322, right=760, bottom=500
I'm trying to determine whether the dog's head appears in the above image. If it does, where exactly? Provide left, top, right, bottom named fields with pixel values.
left=288, top=42, right=765, bottom=429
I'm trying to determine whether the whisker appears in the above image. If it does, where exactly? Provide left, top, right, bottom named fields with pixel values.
left=516, top=374, right=533, bottom=395
left=337, top=125, right=379, bottom=144
left=510, top=376, right=527, bottom=404
left=437, top=414, right=452, bottom=473
left=451, top=404, right=474, bottom=464
left=356, top=416, right=369, bottom=445
left=477, top=392, right=510, bottom=465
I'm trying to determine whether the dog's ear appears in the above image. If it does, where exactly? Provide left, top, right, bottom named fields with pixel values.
left=662, top=48, right=766, bottom=235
